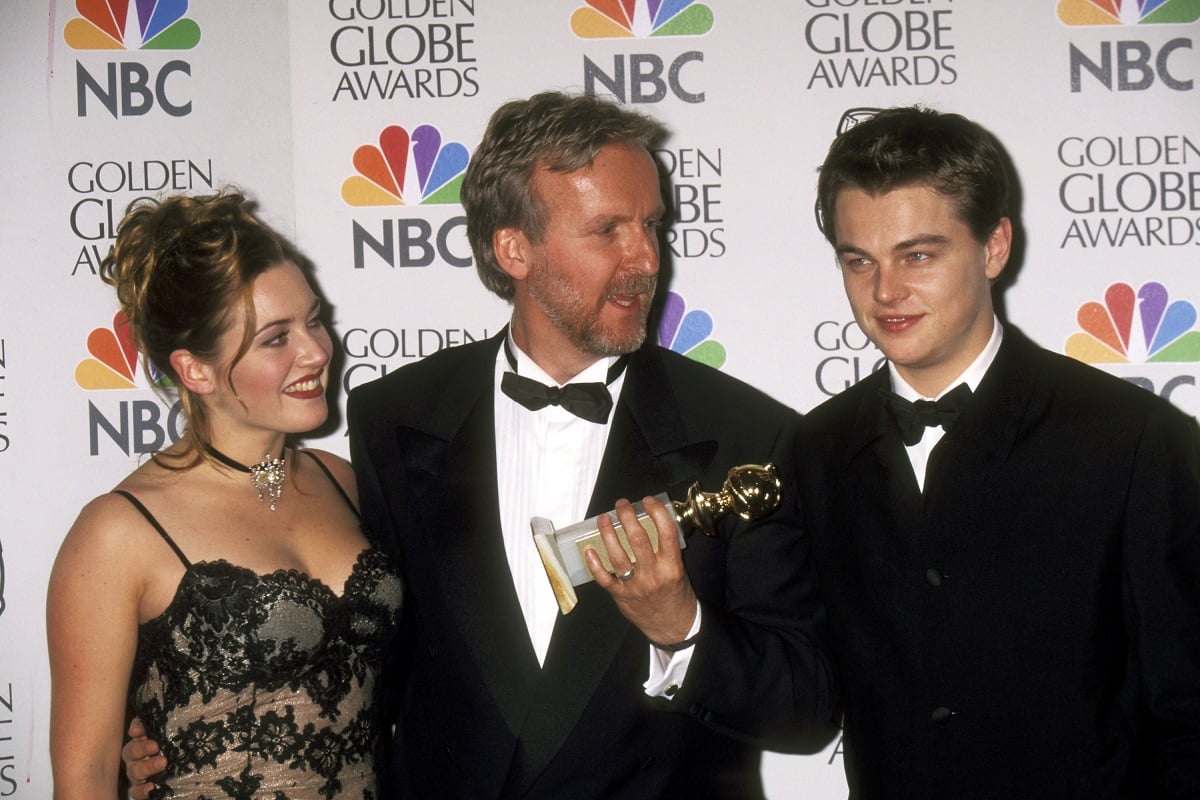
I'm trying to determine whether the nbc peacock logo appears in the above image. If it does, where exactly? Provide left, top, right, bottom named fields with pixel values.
left=1057, top=0, right=1200, bottom=25
left=571, top=0, right=714, bottom=38
left=1065, top=281, right=1200, bottom=363
left=342, top=125, right=469, bottom=207
left=76, top=311, right=174, bottom=390
left=64, top=0, right=202, bottom=50
left=658, top=291, right=726, bottom=369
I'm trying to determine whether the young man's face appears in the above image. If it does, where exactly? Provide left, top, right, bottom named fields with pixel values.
left=832, top=183, right=1011, bottom=397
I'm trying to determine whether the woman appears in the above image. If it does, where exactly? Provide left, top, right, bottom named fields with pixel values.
left=47, top=190, right=401, bottom=799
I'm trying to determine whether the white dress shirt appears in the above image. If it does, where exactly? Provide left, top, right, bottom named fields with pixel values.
left=493, top=330, right=696, bottom=695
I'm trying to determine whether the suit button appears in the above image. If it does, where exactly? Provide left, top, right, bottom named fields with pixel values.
left=925, top=568, right=944, bottom=587
left=931, top=706, right=953, bottom=723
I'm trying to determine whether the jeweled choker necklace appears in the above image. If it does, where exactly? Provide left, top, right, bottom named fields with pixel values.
left=206, top=445, right=287, bottom=511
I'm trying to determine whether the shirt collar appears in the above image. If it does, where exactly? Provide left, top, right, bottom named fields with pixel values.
left=503, top=326, right=621, bottom=387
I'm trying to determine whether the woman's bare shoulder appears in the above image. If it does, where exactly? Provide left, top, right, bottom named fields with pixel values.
left=299, top=448, right=358, bottom=506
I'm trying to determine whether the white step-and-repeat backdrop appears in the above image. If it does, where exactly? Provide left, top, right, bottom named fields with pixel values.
left=2, top=1, right=1198, bottom=796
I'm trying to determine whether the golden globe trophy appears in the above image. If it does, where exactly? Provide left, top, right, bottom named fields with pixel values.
left=531, top=463, right=783, bottom=613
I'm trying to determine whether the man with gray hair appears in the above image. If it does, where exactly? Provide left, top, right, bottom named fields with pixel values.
left=348, top=89, right=836, bottom=798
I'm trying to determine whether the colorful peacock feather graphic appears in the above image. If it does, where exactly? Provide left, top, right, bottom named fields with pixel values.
left=571, top=0, right=715, bottom=38
left=658, top=291, right=726, bottom=368
left=1057, top=0, right=1200, bottom=25
left=65, top=0, right=201, bottom=50
left=342, top=124, right=469, bottom=206
left=76, top=311, right=173, bottom=390
left=1065, top=281, right=1200, bottom=363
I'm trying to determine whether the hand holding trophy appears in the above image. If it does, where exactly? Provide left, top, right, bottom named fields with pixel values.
left=531, top=463, right=783, bottom=613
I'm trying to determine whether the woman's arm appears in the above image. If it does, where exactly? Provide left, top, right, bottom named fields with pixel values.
left=47, top=495, right=146, bottom=800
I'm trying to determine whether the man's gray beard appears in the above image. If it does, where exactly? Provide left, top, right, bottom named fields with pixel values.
left=551, top=301, right=652, bottom=357
left=529, top=269, right=657, bottom=357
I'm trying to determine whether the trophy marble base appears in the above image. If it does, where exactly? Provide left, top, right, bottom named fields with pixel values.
left=531, top=493, right=683, bottom=614
left=531, top=464, right=782, bottom=614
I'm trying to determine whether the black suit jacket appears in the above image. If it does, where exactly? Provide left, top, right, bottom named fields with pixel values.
left=798, top=325, right=1200, bottom=798
left=348, top=333, right=835, bottom=799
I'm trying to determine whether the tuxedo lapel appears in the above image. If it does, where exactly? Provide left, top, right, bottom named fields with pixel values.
left=590, top=348, right=719, bottom=509
left=397, top=333, right=541, bottom=738
left=844, top=370, right=924, bottom=524
left=921, top=327, right=1036, bottom=503
left=512, top=347, right=718, bottom=790
left=949, top=326, right=1034, bottom=460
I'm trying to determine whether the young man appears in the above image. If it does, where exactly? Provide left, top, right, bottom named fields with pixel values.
left=800, top=105, right=1200, bottom=797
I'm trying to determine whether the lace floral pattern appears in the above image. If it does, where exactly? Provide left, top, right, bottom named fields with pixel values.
left=130, top=548, right=402, bottom=799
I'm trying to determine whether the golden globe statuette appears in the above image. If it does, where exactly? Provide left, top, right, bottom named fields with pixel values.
left=531, top=463, right=783, bottom=614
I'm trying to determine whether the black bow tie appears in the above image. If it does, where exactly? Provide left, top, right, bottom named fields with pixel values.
left=879, top=382, right=972, bottom=446
left=500, top=340, right=628, bottom=424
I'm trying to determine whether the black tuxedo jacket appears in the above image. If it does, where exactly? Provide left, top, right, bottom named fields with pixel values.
left=348, top=333, right=835, bottom=799
left=798, top=325, right=1200, bottom=798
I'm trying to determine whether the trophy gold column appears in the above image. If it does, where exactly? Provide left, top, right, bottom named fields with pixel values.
left=531, top=464, right=784, bottom=613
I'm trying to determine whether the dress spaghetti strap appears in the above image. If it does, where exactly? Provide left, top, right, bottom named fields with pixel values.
left=299, top=450, right=360, bottom=519
left=112, top=489, right=192, bottom=568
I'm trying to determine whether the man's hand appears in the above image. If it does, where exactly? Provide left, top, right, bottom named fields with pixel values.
left=122, top=717, right=166, bottom=800
left=585, top=496, right=698, bottom=645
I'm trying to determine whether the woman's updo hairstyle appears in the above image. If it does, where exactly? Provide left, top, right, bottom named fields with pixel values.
left=100, top=189, right=288, bottom=465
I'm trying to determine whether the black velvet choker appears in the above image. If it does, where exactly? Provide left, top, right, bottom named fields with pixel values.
left=206, top=445, right=287, bottom=511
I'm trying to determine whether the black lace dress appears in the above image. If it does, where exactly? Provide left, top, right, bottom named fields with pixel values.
left=116, top=456, right=402, bottom=800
